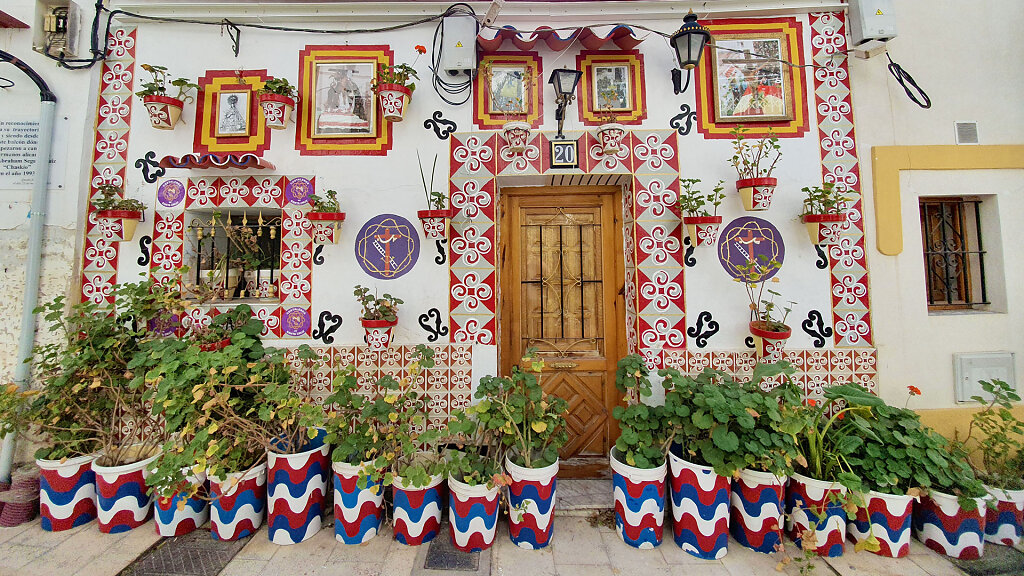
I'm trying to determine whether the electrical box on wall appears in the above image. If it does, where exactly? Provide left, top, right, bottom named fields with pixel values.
left=32, top=0, right=82, bottom=58
left=440, top=14, right=478, bottom=76
left=848, top=0, right=897, bottom=46
left=954, top=352, right=1017, bottom=402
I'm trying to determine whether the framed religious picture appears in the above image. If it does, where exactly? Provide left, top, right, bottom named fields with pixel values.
left=592, top=64, right=631, bottom=111
left=711, top=32, right=795, bottom=122
left=215, top=89, right=251, bottom=137
left=312, top=60, right=376, bottom=138
left=486, top=64, right=528, bottom=115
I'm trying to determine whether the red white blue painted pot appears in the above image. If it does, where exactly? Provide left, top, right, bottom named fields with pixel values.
left=154, top=471, right=209, bottom=537
left=730, top=468, right=786, bottom=554
left=37, top=454, right=98, bottom=532
left=505, top=456, right=558, bottom=549
left=668, top=449, right=729, bottom=559
left=913, top=490, right=988, bottom=559
left=210, top=463, right=267, bottom=541
left=93, top=451, right=160, bottom=534
left=333, top=460, right=384, bottom=544
left=611, top=448, right=666, bottom=549
left=847, top=490, right=915, bottom=558
left=448, top=475, right=500, bottom=552
left=267, top=432, right=330, bottom=545
left=392, top=473, right=444, bottom=546
left=985, top=487, right=1024, bottom=547
left=785, top=473, right=847, bottom=557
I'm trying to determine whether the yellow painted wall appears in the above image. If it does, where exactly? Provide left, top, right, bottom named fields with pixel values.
left=917, top=405, right=1024, bottom=445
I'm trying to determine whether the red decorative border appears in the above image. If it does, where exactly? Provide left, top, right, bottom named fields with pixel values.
left=192, top=70, right=272, bottom=155
left=473, top=52, right=544, bottom=130
left=576, top=50, right=647, bottom=126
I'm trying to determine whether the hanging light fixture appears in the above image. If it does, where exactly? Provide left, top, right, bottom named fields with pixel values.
left=670, top=10, right=711, bottom=94
left=548, top=68, right=583, bottom=139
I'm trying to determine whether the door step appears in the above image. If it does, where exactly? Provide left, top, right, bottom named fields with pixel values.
left=555, top=479, right=612, bottom=516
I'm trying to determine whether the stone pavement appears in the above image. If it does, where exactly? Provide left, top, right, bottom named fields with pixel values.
left=0, top=514, right=976, bottom=576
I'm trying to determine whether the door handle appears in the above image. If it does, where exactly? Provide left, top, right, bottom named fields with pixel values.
left=549, top=361, right=578, bottom=369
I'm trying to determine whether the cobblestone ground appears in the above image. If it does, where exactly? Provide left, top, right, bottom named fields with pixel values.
left=0, top=515, right=974, bottom=576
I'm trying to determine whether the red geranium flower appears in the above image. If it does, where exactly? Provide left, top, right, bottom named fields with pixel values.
left=806, top=399, right=817, bottom=407
left=415, top=45, right=427, bottom=54
left=836, top=412, right=845, bottom=420
left=907, top=385, right=921, bottom=396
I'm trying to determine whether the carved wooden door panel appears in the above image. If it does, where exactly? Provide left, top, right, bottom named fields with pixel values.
left=500, top=187, right=623, bottom=477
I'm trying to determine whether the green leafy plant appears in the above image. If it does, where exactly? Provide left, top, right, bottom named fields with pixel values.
left=91, top=184, right=146, bottom=213
left=736, top=256, right=794, bottom=332
left=793, top=384, right=881, bottom=491
left=612, top=354, right=671, bottom=469
left=479, top=61, right=535, bottom=122
left=417, top=152, right=447, bottom=210
left=729, top=125, right=782, bottom=180
left=255, top=77, right=297, bottom=99
left=677, top=178, right=726, bottom=218
left=135, top=64, right=199, bottom=102
left=800, top=182, right=852, bottom=216
left=354, top=285, right=402, bottom=322
left=661, top=362, right=803, bottom=478
left=371, top=45, right=426, bottom=93
left=474, top=350, right=569, bottom=469
left=445, top=408, right=507, bottom=488
left=956, top=379, right=1024, bottom=490
left=596, top=88, right=621, bottom=124
left=308, top=189, right=341, bottom=213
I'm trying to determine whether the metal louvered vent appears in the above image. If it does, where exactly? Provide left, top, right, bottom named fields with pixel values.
left=955, top=122, right=979, bottom=145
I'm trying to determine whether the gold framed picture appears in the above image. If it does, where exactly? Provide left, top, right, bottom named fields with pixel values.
left=711, top=32, right=794, bottom=122
left=312, top=60, right=376, bottom=138
left=592, top=64, right=631, bottom=111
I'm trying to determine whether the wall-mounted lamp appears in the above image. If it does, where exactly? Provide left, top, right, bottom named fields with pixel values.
left=670, top=10, right=711, bottom=94
left=548, top=67, right=583, bottom=139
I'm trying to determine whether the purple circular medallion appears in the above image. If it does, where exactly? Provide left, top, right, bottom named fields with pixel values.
left=285, top=177, right=313, bottom=205
left=717, top=216, right=785, bottom=281
left=355, top=214, right=420, bottom=280
left=157, top=179, right=186, bottom=207
left=282, top=307, right=311, bottom=336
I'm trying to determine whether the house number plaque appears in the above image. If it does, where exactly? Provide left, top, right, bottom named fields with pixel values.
left=549, top=138, right=579, bottom=169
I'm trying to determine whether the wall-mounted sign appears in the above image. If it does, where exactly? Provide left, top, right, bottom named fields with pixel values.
left=549, top=139, right=579, bottom=169
left=355, top=214, right=420, bottom=280
left=0, top=116, right=67, bottom=190
left=717, top=216, right=785, bottom=281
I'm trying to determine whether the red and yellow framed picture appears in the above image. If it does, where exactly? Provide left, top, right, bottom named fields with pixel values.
left=576, top=50, right=646, bottom=126
left=193, top=70, right=271, bottom=155
left=474, top=52, right=542, bottom=130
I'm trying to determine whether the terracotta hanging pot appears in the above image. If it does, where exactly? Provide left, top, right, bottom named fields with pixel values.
left=143, top=95, right=183, bottom=130
left=376, top=83, right=411, bottom=122
left=258, top=93, right=295, bottom=130
left=417, top=208, right=456, bottom=240
left=307, top=211, right=346, bottom=244
left=682, top=216, right=723, bottom=247
left=96, top=210, right=144, bottom=242
left=801, top=213, right=847, bottom=245
left=502, top=121, right=532, bottom=154
left=748, top=322, right=791, bottom=363
left=596, top=123, right=627, bottom=155
left=736, top=177, right=777, bottom=211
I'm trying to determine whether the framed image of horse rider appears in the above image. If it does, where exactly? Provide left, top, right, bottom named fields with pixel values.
left=711, top=32, right=795, bottom=122
left=312, top=61, right=376, bottom=137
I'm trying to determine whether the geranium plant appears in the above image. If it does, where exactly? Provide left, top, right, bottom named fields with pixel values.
left=800, top=182, right=851, bottom=216
left=371, top=45, right=426, bottom=93
left=308, top=189, right=341, bottom=213
left=135, top=64, right=199, bottom=102
left=91, top=184, right=146, bottom=213
left=445, top=408, right=506, bottom=488
left=956, top=379, right=1024, bottom=490
left=354, top=285, right=402, bottom=322
left=255, top=77, right=297, bottom=99
left=729, top=125, right=782, bottom=180
left=736, top=255, right=794, bottom=333
left=612, top=354, right=672, bottom=469
left=677, top=178, right=726, bottom=218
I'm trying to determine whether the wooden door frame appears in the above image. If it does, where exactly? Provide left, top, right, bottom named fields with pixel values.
left=496, top=184, right=628, bottom=458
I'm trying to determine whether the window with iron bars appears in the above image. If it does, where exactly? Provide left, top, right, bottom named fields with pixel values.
left=919, top=197, right=988, bottom=310
left=185, top=209, right=282, bottom=302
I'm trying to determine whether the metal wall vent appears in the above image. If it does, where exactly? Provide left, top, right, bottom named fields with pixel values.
left=955, top=121, right=979, bottom=145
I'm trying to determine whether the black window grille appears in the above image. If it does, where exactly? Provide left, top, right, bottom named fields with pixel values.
left=919, top=197, right=988, bottom=309
left=186, top=210, right=282, bottom=301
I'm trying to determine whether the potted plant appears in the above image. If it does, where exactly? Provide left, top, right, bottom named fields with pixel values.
left=255, top=77, right=297, bottom=130
left=306, top=189, right=345, bottom=245
left=610, top=354, right=672, bottom=549
left=678, top=178, right=725, bottom=247
left=729, top=125, right=782, bottom=211
left=474, top=350, right=569, bottom=549
left=354, top=285, right=402, bottom=350
left=954, top=379, right=1024, bottom=548
left=595, top=88, right=627, bottom=155
left=371, top=45, right=425, bottom=122
left=800, top=182, right=851, bottom=245
left=737, top=255, right=794, bottom=362
left=444, top=408, right=507, bottom=552
left=92, top=184, right=146, bottom=242
left=135, top=64, right=199, bottom=130
left=416, top=152, right=455, bottom=240
left=481, top=61, right=535, bottom=154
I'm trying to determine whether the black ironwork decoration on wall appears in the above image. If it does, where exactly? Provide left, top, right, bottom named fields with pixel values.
left=435, top=239, right=447, bottom=265
left=801, top=310, right=834, bottom=348
left=418, top=308, right=449, bottom=342
left=683, top=235, right=696, bottom=267
left=311, top=310, right=343, bottom=344
left=744, top=336, right=755, bottom=349
left=686, top=311, right=719, bottom=348
left=424, top=111, right=457, bottom=140
left=134, top=151, right=165, bottom=184
left=313, top=244, right=325, bottom=266
left=669, top=104, right=697, bottom=136
left=137, top=235, right=152, bottom=266
left=814, top=245, right=829, bottom=269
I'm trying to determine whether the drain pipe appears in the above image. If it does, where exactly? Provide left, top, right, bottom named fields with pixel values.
left=0, top=50, right=57, bottom=483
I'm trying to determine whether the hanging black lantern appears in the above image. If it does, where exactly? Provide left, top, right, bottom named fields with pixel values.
left=670, top=10, right=711, bottom=70
left=548, top=68, right=583, bottom=138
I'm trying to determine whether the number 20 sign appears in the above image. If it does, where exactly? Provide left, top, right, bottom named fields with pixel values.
left=549, top=139, right=579, bottom=169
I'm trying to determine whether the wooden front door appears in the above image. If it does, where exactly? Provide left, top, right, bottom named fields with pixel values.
left=499, top=186, right=624, bottom=477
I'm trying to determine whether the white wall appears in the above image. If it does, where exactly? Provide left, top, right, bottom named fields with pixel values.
left=849, top=0, right=1024, bottom=407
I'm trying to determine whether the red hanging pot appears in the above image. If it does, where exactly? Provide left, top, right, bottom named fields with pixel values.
left=736, top=177, right=777, bottom=211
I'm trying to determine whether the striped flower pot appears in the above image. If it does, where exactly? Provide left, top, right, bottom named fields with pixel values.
left=736, top=177, right=777, bottom=211
left=505, top=456, right=557, bottom=549
left=786, top=473, right=847, bottom=557
left=985, top=487, right=1024, bottom=547
left=913, top=490, right=988, bottom=559
left=154, top=471, right=208, bottom=537
left=93, top=451, right=160, bottom=534
left=449, top=476, right=500, bottom=552
left=37, top=454, right=98, bottom=532
left=730, top=468, right=786, bottom=554
left=847, top=490, right=915, bottom=558
left=610, top=448, right=666, bottom=549
left=210, top=463, right=267, bottom=541
left=668, top=449, right=730, bottom=559
left=333, top=460, right=384, bottom=544
left=392, top=473, right=444, bottom=546
left=267, top=432, right=330, bottom=545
